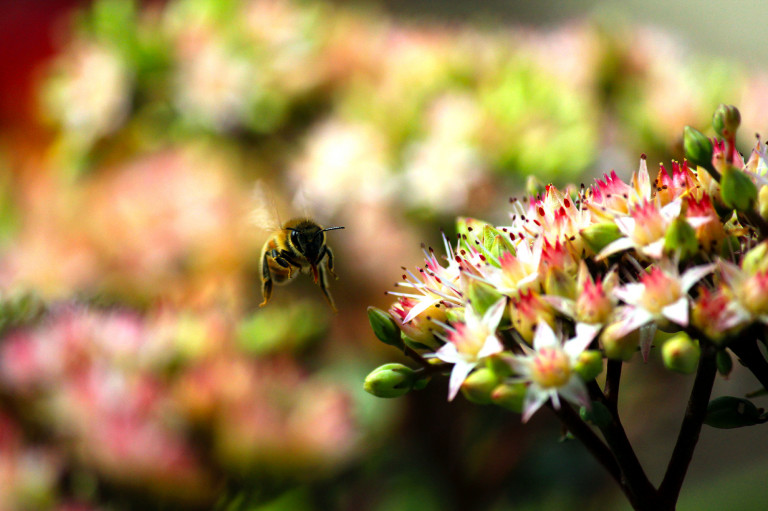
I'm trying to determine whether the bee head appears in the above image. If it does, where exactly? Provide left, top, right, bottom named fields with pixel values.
left=287, top=223, right=344, bottom=263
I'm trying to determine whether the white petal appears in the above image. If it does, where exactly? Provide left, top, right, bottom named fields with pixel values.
left=565, top=323, right=600, bottom=358
left=686, top=215, right=712, bottom=229
left=483, top=297, right=507, bottom=330
left=435, top=342, right=461, bottom=364
left=642, top=239, right=665, bottom=259
left=478, top=335, right=504, bottom=359
left=613, top=307, right=654, bottom=339
left=403, top=297, right=438, bottom=324
left=661, top=199, right=682, bottom=219
left=597, top=237, right=636, bottom=260
left=543, top=295, right=576, bottom=317
left=532, top=320, right=558, bottom=350
left=558, top=377, right=590, bottom=409
left=681, top=264, right=716, bottom=292
left=613, top=283, right=645, bottom=306
left=718, top=260, right=742, bottom=288
left=662, top=298, right=689, bottom=327
left=614, top=216, right=636, bottom=237
left=634, top=158, right=652, bottom=199
left=447, top=361, right=475, bottom=401
left=521, top=386, right=549, bottom=423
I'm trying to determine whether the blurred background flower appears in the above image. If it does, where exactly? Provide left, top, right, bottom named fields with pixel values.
left=1, top=0, right=768, bottom=510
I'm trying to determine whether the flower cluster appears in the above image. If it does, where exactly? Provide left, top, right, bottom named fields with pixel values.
left=40, top=0, right=768, bottom=218
left=0, top=303, right=357, bottom=509
left=366, top=105, right=768, bottom=425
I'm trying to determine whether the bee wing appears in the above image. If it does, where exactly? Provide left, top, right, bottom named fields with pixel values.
left=249, top=180, right=283, bottom=232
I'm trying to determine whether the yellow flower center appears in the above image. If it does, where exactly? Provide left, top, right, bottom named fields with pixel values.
left=530, top=347, right=572, bottom=389
left=639, top=269, right=682, bottom=313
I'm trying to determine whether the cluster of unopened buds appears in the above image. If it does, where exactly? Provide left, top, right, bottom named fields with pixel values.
left=365, top=105, right=768, bottom=510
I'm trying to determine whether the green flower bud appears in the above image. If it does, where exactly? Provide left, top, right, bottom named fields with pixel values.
left=367, top=307, right=404, bottom=350
left=491, top=382, right=527, bottom=413
left=460, top=368, right=499, bottom=405
left=663, top=216, right=698, bottom=260
left=364, top=363, right=417, bottom=398
left=526, top=175, right=546, bottom=198
left=683, top=126, right=714, bottom=170
left=544, top=266, right=577, bottom=298
left=601, top=323, right=638, bottom=361
left=712, top=104, right=741, bottom=139
left=466, top=279, right=505, bottom=317
left=742, top=241, right=768, bottom=275
left=705, top=396, right=763, bottom=429
left=456, top=217, right=492, bottom=252
left=574, top=350, right=604, bottom=381
left=720, top=164, right=757, bottom=212
left=401, top=332, right=439, bottom=352
left=661, top=333, right=700, bottom=374
left=580, top=222, right=622, bottom=254
left=486, top=354, right=513, bottom=378
left=716, top=350, right=733, bottom=378
left=489, top=233, right=515, bottom=261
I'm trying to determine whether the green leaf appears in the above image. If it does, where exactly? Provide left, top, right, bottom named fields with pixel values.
left=579, top=401, right=612, bottom=428
left=705, top=396, right=763, bottom=429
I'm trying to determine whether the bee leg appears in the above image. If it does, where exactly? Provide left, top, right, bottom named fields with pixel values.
left=322, top=246, right=338, bottom=280
left=318, top=261, right=338, bottom=313
left=259, top=252, right=273, bottom=307
left=268, top=249, right=296, bottom=279
left=276, top=249, right=297, bottom=278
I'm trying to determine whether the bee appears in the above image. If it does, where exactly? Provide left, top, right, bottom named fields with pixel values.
left=259, top=217, right=345, bottom=312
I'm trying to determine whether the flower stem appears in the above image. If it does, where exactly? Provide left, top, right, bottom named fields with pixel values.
left=657, top=345, right=717, bottom=506
left=587, top=381, right=658, bottom=509
left=729, top=333, right=768, bottom=391
left=548, top=403, right=621, bottom=485
left=604, top=359, right=622, bottom=411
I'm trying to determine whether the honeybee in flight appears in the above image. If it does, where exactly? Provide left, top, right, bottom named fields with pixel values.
left=259, top=217, right=344, bottom=312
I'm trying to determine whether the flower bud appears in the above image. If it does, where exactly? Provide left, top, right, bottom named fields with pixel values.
left=580, top=222, right=622, bottom=254
left=367, top=307, right=404, bottom=350
left=364, top=363, right=417, bottom=398
left=742, top=241, right=768, bottom=275
left=390, top=298, right=445, bottom=350
left=705, top=396, right=762, bottom=429
left=526, top=175, right=546, bottom=198
left=401, top=332, right=437, bottom=352
left=487, top=354, right=514, bottom=378
left=574, top=350, right=604, bottom=381
left=489, top=233, right=515, bottom=260
left=719, top=164, right=757, bottom=212
left=712, top=104, right=741, bottom=139
left=491, top=382, right=527, bottom=413
left=467, top=279, right=505, bottom=318
left=716, top=350, right=733, bottom=378
left=683, top=126, right=714, bottom=170
left=544, top=266, right=577, bottom=298
left=460, top=368, right=499, bottom=405
left=601, top=322, right=638, bottom=361
left=663, top=216, right=698, bottom=260
left=757, top=184, right=768, bottom=220
left=661, top=333, right=700, bottom=374
left=510, top=290, right=554, bottom=345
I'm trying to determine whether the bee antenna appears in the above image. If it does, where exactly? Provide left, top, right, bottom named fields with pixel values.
left=312, top=226, right=344, bottom=240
